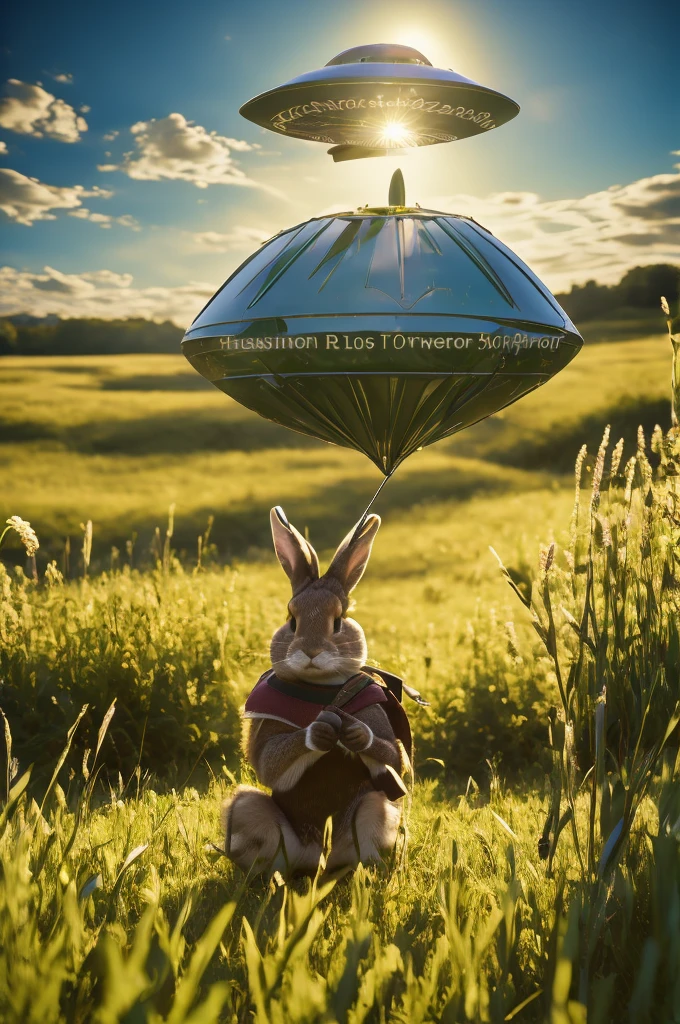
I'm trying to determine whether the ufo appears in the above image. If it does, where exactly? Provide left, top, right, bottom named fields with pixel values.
left=240, top=43, right=520, bottom=162
left=182, top=172, right=582, bottom=474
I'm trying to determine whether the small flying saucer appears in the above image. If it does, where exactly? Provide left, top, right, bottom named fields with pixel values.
left=240, top=43, right=519, bottom=162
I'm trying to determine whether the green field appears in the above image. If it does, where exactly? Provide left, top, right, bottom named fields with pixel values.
left=1, top=328, right=679, bottom=1022
left=0, top=331, right=671, bottom=575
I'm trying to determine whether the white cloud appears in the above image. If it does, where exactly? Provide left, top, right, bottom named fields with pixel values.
left=21, top=267, right=133, bottom=296
left=99, top=112, right=260, bottom=188
left=0, top=265, right=214, bottom=326
left=0, top=169, right=138, bottom=230
left=2, top=159, right=677, bottom=330
left=67, top=208, right=140, bottom=230
left=423, top=161, right=680, bottom=292
left=0, top=141, right=6, bottom=155
left=0, top=79, right=88, bottom=142
left=103, top=129, right=119, bottom=142
left=0, top=169, right=112, bottom=225
left=51, top=73, right=73, bottom=84
left=190, top=225, right=272, bottom=252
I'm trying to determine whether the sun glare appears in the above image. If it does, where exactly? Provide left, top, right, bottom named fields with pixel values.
left=381, top=122, right=411, bottom=145
left=388, top=28, right=444, bottom=65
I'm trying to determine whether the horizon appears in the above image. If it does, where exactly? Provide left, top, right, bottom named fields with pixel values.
left=3, top=260, right=674, bottom=331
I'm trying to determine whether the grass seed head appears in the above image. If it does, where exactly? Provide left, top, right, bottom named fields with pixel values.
left=5, top=516, right=39, bottom=557
left=610, top=438, right=625, bottom=477
left=574, top=444, right=588, bottom=485
left=504, top=620, right=522, bottom=663
left=570, top=445, right=588, bottom=549
left=637, top=425, right=646, bottom=453
left=540, top=542, right=556, bottom=574
left=595, top=514, right=613, bottom=548
left=624, top=457, right=637, bottom=503
left=45, top=561, right=63, bottom=586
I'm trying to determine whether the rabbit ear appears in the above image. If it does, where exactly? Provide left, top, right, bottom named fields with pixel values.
left=270, top=507, right=320, bottom=594
left=326, top=513, right=380, bottom=594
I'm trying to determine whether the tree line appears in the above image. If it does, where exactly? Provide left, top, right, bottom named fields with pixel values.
left=555, top=263, right=679, bottom=322
left=0, top=316, right=183, bottom=356
left=0, top=264, right=677, bottom=356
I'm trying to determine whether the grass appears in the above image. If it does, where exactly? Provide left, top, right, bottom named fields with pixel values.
left=577, top=309, right=663, bottom=343
left=0, top=765, right=575, bottom=1024
left=2, top=436, right=680, bottom=1021
left=2, top=320, right=680, bottom=1021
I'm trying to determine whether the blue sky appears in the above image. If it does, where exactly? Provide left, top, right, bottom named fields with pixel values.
left=1, top=0, right=678, bottom=324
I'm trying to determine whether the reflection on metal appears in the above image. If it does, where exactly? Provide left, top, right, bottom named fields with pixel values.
left=182, top=176, right=583, bottom=474
left=239, top=42, right=519, bottom=162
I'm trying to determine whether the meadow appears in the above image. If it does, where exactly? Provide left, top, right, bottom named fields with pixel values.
left=0, top=330, right=670, bottom=565
left=1, top=324, right=679, bottom=1022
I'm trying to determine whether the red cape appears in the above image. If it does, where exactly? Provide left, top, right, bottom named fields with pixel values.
left=244, top=671, right=386, bottom=727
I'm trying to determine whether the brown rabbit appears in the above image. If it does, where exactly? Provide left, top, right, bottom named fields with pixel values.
left=222, top=507, right=412, bottom=876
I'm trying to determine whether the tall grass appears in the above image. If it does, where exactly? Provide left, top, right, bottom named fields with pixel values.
left=0, top=720, right=586, bottom=1024
left=0, top=515, right=558, bottom=785
left=494, top=419, right=680, bottom=1015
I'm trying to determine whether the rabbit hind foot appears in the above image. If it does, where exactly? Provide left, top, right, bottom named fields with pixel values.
left=222, top=786, right=320, bottom=877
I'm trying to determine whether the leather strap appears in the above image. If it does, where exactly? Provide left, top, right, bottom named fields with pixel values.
left=364, top=665, right=430, bottom=707
left=328, top=672, right=373, bottom=709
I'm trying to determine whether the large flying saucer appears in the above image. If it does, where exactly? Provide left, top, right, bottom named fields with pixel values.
left=182, top=174, right=582, bottom=474
left=240, top=43, right=519, bottom=162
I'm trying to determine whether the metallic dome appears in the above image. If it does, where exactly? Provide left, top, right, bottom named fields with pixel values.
left=183, top=178, right=582, bottom=473
left=239, top=42, right=519, bottom=162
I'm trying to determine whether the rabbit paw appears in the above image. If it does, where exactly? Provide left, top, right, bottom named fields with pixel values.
left=306, top=709, right=342, bottom=751
left=340, top=718, right=373, bottom=752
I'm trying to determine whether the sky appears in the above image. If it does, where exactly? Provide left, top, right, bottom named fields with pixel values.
left=0, top=0, right=678, bottom=327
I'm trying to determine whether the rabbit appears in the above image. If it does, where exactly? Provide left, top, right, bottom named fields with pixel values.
left=222, top=506, right=411, bottom=877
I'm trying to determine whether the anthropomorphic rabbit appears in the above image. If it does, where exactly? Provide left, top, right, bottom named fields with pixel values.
left=222, top=507, right=412, bottom=876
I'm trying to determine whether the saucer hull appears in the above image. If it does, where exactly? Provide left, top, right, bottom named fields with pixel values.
left=182, top=209, right=581, bottom=473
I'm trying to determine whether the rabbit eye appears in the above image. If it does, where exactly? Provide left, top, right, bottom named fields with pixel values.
left=289, top=617, right=296, bottom=633
left=333, top=617, right=342, bottom=634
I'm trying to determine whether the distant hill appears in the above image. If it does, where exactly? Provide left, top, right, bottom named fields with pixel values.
left=0, top=264, right=677, bottom=356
